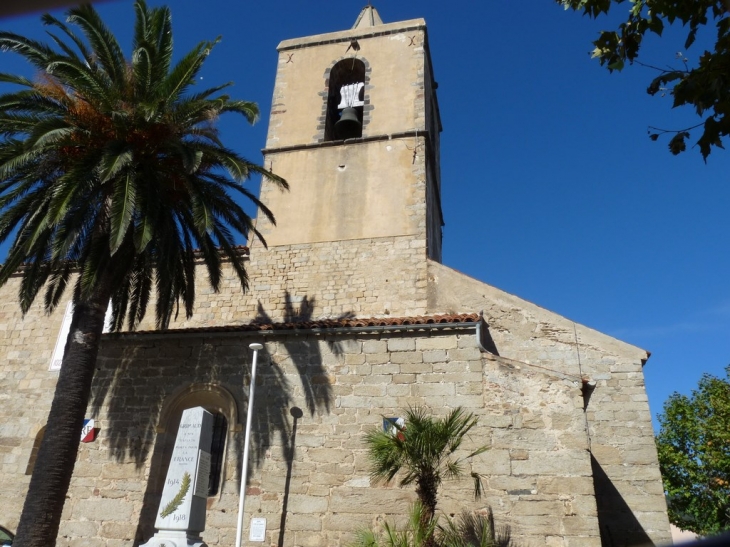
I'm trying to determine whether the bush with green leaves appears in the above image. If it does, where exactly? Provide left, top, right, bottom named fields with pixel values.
left=365, top=407, right=488, bottom=524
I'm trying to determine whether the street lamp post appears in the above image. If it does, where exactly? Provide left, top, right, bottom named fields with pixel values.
left=234, top=342, right=264, bottom=547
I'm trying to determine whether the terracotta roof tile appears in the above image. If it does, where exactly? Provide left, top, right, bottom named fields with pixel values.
left=108, top=312, right=480, bottom=337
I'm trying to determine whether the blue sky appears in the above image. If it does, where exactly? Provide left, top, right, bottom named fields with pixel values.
left=1, top=1, right=729, bottom=430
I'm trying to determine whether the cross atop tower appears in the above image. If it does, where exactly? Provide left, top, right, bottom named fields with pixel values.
left=352, top=5, right=383, bottom=29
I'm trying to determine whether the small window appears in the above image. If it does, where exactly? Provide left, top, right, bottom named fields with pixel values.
left=207, top=412, right=227, bottom=496
left=325, top=59, right=366, bottom=141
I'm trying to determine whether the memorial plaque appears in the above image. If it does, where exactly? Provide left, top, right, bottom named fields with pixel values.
left=249, top=518, right=267, bottom=542
left=141, top=406, right=214, bottom=547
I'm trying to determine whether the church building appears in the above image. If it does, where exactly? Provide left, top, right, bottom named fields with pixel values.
left=0, top=7, right=672, bottom=546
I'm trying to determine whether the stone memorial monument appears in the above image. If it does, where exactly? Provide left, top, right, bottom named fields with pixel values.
left=140, top=407, right=214, bottom=547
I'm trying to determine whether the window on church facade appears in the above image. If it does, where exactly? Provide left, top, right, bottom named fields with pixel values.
left=207, top=412, right=227, bottom=496
left=325, top=59, right=366, bottom=141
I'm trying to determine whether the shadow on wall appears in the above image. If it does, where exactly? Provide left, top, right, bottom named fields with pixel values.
left=480, top=319, right=499, bottom=356
left=87, top=291, right=348, bottom=544
left=591, top=455, right=655, bottom=546
left=248, top=293, right=351, bottom=547
left=252, top=292, right=353, bottom=416
left=278, top=406, right=303, bottom=547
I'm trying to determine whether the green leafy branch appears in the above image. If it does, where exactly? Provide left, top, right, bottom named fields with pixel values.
left=558, top=0, right=730, bottom=160
left=160, top=472, right=191, bottom=518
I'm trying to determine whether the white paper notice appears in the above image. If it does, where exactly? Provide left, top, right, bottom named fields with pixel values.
left=249, top=518, right=266, bottom=542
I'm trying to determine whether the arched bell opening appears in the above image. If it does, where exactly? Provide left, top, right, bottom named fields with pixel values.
left=324, top=58, right=366, bottom=141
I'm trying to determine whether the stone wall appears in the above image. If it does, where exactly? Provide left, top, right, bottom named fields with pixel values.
left=0, top=251, right=672, bottom=546
left=0, top=234, right=428, bottom=537
left=38, top=327, right=599, bottom=547
left=0, top=277, right=69, bottom=521
left=267, top=20, right=428, bottom=151
left=427, top=261, right=671, bottom=546
left=256, top=140, right=430, bottom=248
left=167, top=236, right=429, bottom=327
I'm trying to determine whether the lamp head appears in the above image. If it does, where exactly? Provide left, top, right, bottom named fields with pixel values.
left=249, top=343, right=263, bottom=351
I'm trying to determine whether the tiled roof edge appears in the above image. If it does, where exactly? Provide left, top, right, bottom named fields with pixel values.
left=105, top=312, right=481, bottom=338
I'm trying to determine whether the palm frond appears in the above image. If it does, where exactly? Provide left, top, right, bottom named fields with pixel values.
left=45, top=58, right=114, bottom=109
left=43, top=262, right=72, bottom=312
left=0, top=31, right=57, bottom=70
left=108, top=170, right=136, bottom=254
left=44, top=31, right=85, bottom=65
left=219, top=99, right=260, bottom=124
left=0, top=0, right=285, bottom=330
left=131, top=43, right=153, bottom=99
left=160, top=40, right=211, bottom=106
left=348, top=503, right=439, bottom=547
left=437, top=509, right=515, bottom=547
left=0, top=73, right=34, bottom=87
left=41, top=13, right=94, bottom=66
left=66, top=4, right=126, bottom=87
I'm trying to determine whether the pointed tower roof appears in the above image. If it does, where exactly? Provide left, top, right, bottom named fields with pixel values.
left=352, top=5, right=383, bottom=29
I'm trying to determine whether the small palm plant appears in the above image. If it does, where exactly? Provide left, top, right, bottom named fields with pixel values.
left=350, top=504, right=516, bottom=547
left=353, top=503, right=438, bottom=547
left=364, top=407, right=489, bottom=547
left=438, top=509, right=514, bottom=547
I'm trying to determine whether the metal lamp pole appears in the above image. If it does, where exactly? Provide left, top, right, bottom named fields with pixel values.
left=235, top=342, right=264, bottom=547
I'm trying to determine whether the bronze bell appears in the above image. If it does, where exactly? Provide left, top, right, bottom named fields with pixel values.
left=334, top=107, right=362, bottom=140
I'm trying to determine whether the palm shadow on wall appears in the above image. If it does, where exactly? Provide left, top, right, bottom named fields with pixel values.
left=252, top=291, right=353, bottom=417
left=251, top=292, right=352, bottom=547
left=88, top=291, right=351, bottom=544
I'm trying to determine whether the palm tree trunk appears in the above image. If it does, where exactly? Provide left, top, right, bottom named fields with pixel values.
left=14, top=284, right=111, bottom=547
left=417, top=474, right=439, bottom=547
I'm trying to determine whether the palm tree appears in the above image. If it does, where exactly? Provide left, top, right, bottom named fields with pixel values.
left=364, top=407, right=489, bottom=547
left=0, top=3, right=286, bottom=546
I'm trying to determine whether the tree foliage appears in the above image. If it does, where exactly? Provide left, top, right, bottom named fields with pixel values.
left=0, top=3, right=286, bottom=545
left=655, top=365, right=730, bottom=535
left=0, top=2, right=286, bottom=329
left=558, top=0, right=730, bottom=160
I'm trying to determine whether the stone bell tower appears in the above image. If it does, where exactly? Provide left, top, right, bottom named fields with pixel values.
left=256, top=6, right=444, bottom=263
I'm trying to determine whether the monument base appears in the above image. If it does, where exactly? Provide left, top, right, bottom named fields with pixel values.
left=139, top=530, right=207, bottom=547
